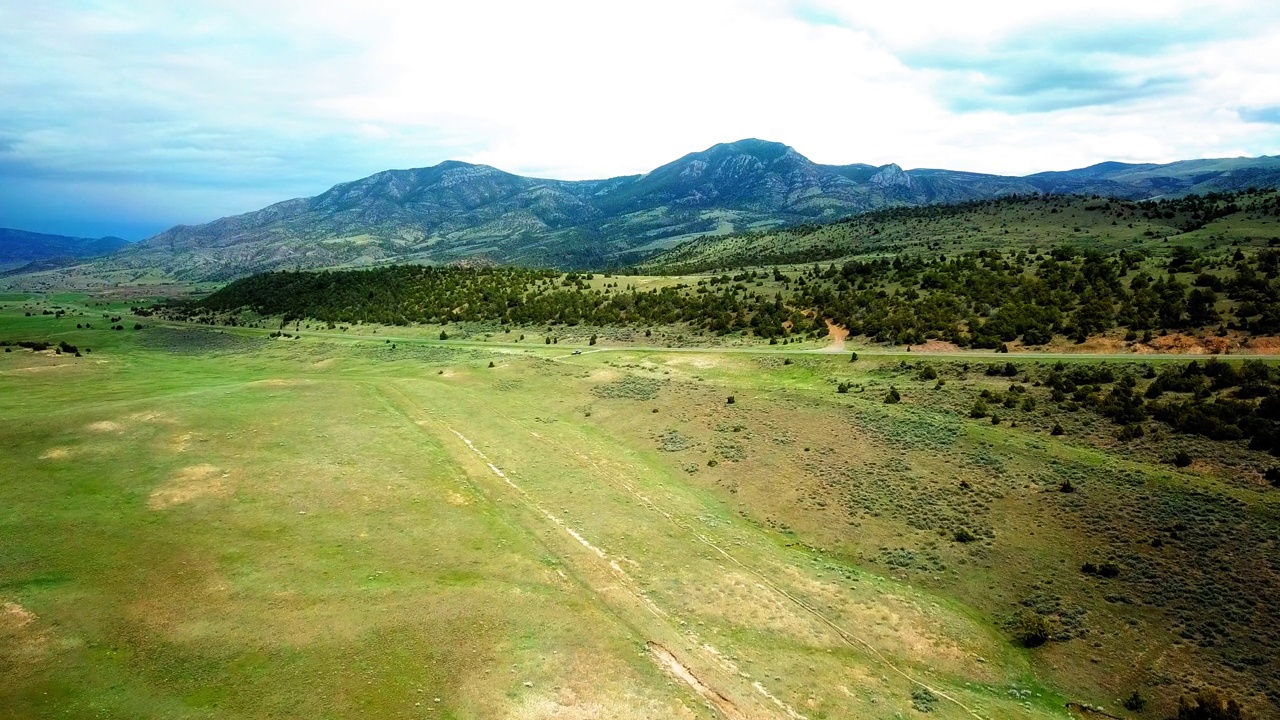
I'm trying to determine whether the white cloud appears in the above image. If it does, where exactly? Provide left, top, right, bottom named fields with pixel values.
left=0, top=0, right=1278, bottom=237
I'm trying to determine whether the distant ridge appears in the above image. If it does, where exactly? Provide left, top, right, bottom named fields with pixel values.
left=0, top=227, right=129, bottom=268
left=63, top=141, right=1280, bottom=279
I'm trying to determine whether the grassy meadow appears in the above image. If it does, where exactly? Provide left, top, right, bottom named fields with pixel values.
left=3, top=294, right=1279, bottom=719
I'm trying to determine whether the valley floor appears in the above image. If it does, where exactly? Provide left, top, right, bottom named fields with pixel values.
left=4, top=300, right=1279, bottom=719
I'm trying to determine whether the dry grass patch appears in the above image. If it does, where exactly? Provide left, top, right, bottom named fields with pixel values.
left=1, top=601, right=36, bottom=632
left=148, top=464, right=228, bottom=509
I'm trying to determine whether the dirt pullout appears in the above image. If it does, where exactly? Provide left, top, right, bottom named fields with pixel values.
left=148, top=465, right=228, bottom=509
left=647, top=642, right=745, bottom=719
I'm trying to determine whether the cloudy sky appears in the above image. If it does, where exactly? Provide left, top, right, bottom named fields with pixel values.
left=2, top=0, right=1279, bottom=239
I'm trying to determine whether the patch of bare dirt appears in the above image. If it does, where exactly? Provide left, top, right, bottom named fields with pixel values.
left=86, top=420, right=122, bottom=432
left=820, top=321, right=848, bottom=353
left=1143, top=333, right=1231, bottom=355
left=508, top=694, right=661, bottom=720
left=1241, top=336, right=1280, bottom=354
left=647, top=642, right=744, bottom=720
left=0, top=600, right=48, bottom=662
left=169, top=432, right=194, bottom=453
left=2, top=363, right=72, bottom=374
left=148, top=464, right=228, bottom=509
left=129, top=411, right=177, bottom=424
left=1, top=602, right=36, bottom=631
left=909, top=339, right=962, bottom=353
left=39, top=447, right=71, bottom=460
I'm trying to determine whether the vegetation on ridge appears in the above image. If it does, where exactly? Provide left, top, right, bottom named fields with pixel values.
left=173, top=190, right=1280, bottom=349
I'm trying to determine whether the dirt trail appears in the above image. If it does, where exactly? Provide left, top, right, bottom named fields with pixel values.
left=372, top=383, right=777, bottom=717
left=648, top=642, right=745, bottom=720
left=388, top=379, right=990, bottom=720
left=819, top=321, right=848, bottom=353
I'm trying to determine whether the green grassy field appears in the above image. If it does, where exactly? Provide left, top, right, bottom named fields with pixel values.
left=3, top=297, right=1279, bottom=719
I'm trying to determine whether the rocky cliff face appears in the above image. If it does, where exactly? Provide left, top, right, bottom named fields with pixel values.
left=869, top=163, right=913, bottom=189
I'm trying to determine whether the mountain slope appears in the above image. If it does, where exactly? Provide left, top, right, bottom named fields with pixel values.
left=86, top=141, right=1280, bottom=279
left=0, top=228, right=129, bottom=264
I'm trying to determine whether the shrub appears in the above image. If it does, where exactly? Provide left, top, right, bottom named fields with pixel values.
left=726, top=396, right=735, bottom=404
left=1266, top=467, right=1280, bottom=487
left=884, top=386, right=901, bottom=404
left=1117, top=424, right=1145, bottom=441
left=488, top=361, right=495, bottom=368
left=1122, top=692, right=1146, bottom=711
left=849, top=351, right=858, bottom=362
left=1059, top=479, right=1075, bottom=493
left=917, top=365, right=938, bottom=380
left=953, top=528, right=976, bottom=543
left=970, top=399, right=988, bottom=418
left=1012, top=610, right=1051, bottom=648
left=1173, top=688, right=1246, bottom=720
left=911, top=688, right=938, bottom=713
left=439, top=330, right=448, bottom=340
left=1051, top=423, right=1065, bottom=436
left=1173, top=451, right=1193, bottom=468
left=1081, top=562, right=1120, bottom=578
left=837, top=382, right=849, bottom=394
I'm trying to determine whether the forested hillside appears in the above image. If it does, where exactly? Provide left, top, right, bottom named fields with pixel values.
left=172, top=189, right=1280, bottom=350
left=642, top=189, right=1280, bottom=273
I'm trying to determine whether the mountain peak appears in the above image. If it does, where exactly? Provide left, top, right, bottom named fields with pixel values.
left=704, top=138, right=797, bottom=162
left=870, top=163, right=913, bottom=189
left=101, top=143, right=1280, bottom=280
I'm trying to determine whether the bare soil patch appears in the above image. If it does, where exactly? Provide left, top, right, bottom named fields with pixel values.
left=148, top=464, right=228, bottom=509
left=821, top=321, right=848, bottom=353
left=1, top=601, right=36, bottom=631
left=909, top=339, right=962, bottom=353
left=647, top=641, right=744, bottom=719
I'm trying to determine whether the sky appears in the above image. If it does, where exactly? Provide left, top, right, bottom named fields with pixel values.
left=1, top=0, right=1279, bottom=240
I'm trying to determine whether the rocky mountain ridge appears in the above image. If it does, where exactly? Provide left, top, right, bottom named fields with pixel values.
left=80, top=139, right=1280, bottom=279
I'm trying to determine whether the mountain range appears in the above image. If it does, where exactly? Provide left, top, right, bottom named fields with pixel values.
left=36, top=139, right=1280, bottom=279
left=0, top=228, right=129, bottom=275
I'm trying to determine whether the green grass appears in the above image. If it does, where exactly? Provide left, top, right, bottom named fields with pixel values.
left=3, top=298, right=1279, bottom=719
